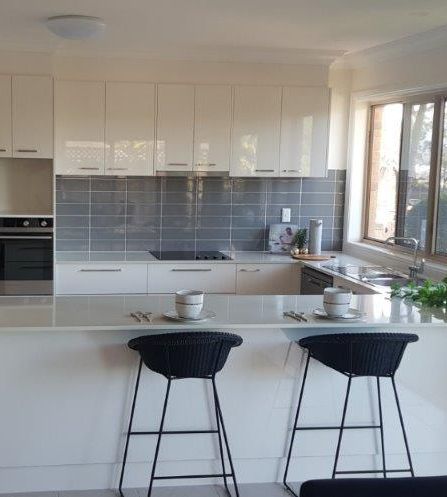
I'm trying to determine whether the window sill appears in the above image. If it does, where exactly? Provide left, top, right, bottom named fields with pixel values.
left=344, top=240, right=447, bottom=281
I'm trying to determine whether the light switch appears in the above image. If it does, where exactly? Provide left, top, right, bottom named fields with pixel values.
left=281, top=208, right=291, bottom=223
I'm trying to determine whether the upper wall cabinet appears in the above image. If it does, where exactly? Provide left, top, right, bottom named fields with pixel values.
left=194, top=85, right=231, bottom=173
left=55, top=81, right=105, bottom=176
left=0, top=76, right=12, bottom=158
left=280, top=86, right=330, bottom=177
left=231, top=86, right=281, bottom=177
left=156, top=84, right=194, bottom=172
left=105, top=82, right=155, bottom=176
left=12, top=76, right=53, bottom=159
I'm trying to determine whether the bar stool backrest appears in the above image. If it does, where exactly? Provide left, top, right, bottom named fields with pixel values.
left=128, top=331, right=243, bottom=379
left=298, top=333, right=418, bottom=377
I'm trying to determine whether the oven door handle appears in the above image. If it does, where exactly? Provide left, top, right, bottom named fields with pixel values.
left=0, top=236, right=53, bottom=240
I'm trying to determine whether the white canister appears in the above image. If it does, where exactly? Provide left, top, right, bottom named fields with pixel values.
left=308, top=219, right=323, bottom=255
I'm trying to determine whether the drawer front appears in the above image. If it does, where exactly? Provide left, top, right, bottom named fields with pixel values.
left=236, top=263, right=300, bottom=295
left=147, top=264, right=236, bottom=294
left=55, top=264, right=147, bottom=295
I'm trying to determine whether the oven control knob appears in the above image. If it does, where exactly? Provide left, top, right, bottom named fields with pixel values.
left=22, top=220, right=30, bottom=227
left=40, top=220, right=48, bottom=227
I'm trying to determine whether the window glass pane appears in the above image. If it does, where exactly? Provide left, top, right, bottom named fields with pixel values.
left=436, top=101, right=447, bottom=255
left=366, top=103, right=403, bottom=241
left=398, top=103, right=434, bottom=250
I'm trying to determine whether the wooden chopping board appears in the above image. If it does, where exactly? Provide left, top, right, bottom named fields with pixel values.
left=291, top=254, right=334, bottom=261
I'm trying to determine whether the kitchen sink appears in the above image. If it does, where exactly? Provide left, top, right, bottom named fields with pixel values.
left=361, top=275, right=409, bottom=286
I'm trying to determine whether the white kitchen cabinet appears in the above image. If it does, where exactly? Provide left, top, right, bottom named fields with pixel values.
left=236, top=263, right=300, bottom=294
left=12, top=76, right=53, bottom=159
left=0, top=75, right=11, bottom=157
left=105, top=82, right=155, bottom=176
left=280, top=86, right=330, bottom=177
left=194, top=85, right=231, bottom=172
left=56, top=264, right=147, bottom=295
left=55, top=80, right=105, bottom=176
left=156, top=84, right=194, bottom=172
left=231, top=86, right=281, bottom=177
left=147, top=264, right=236, bottom=294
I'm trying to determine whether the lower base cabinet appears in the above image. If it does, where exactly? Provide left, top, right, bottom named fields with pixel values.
left=236, top=264, right=300, bottom=294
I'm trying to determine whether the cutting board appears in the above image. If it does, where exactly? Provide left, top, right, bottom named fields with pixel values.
left=291, top=254, right=333, bottom=261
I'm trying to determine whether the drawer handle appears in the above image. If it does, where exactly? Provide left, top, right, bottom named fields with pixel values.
left=0, top=235, right=52, bottom=240
left=282, top=169, right=301, bottom=173
left=239, top=269, right=261, bottom=272
left=78, top=269, right=123, bottom=272
left=171, top=268, right=212, bottom=272
left=106, top=167, right=128, bottom=171
left=16, top=148, right=38, bottom=153
left=195, top=163, right=216, bottom=167
left=0, top=148, right=6, bottom=152
left=167, top=163, right=188, bottom=166
left=78, top=167, right=100, bottom=170
left=255, top=169, right=274, bottom=172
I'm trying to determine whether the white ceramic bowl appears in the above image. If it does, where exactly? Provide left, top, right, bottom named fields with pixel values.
left=323, top=301, right=350, bottom=318
left=175, top=302, right=203, bottom=319
left=323, top=287, right=352, bottom=305
left=175, top=290, right=204, bottom=305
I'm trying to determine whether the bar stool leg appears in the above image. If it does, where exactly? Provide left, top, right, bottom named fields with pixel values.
left=391, top=376, right=415, bottom=477
left=147, top=378, right=172, bottom=497
left=332, top=375, right=352, bottom=478
left=376, top=377, right=387, bottom=478
left=212, top=377, right=240, bottom=497
left=213, top=380, right=229, bottom=494
left=119, top=358, right=143, bottom=497
left=283, top=352, right=311, bottom=496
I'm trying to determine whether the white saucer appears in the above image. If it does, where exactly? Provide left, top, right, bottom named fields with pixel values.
left=163, top=310, right=216, bottom=323
left=312, top=308, right=365, bottom=321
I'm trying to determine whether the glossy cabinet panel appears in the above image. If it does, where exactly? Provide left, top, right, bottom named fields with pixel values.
left=280, top=86, right=330, bottom=177
left=231, top=86, right=281, bottom=177
left=236, top=263, right=300, bottom=294
left=105, top=82, right=155, bottom=176
left=156, top=84, right=194, bottom=172
left=55, top=81, right=105, bottom=175
left=0, top=75, right=11, bottom=157
left=12, top=76, right=53, bottom=159
left=194, top=85, right=231, bottom=172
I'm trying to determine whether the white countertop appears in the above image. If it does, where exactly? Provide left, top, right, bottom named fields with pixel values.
left=0, top=294, right=445, bottom=333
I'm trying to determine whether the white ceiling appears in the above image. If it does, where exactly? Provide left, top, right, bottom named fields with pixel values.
left=2, top=0, right=447, bottom=63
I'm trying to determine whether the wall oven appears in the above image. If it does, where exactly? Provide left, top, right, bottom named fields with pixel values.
left=0, top=217, right=53, bottom=295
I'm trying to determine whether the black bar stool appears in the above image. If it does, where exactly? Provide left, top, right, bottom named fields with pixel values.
left=119, top=331, right=243, bottom=497
left=283, top=332, right=419, bottom=496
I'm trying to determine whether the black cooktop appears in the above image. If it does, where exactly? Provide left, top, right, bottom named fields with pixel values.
left=150, top=251, right=232, bottom=261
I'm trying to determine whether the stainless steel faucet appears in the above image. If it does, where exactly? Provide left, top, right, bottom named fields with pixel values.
left=385, top=236, right=425, bottom=279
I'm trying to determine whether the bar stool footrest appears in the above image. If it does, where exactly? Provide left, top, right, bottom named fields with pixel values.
left=153, top=473, right=234, bottom=480
left=335, top=469, right=413, bottom=475
left=131, top=429, right=218, bottom=435
left=296, top=425, right=380, bottom=431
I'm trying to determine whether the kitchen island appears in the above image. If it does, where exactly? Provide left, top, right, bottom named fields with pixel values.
left=0, top=294, right=446, bottom=493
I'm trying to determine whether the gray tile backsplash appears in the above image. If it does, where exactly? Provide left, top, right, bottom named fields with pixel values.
left=55, top=171, right=345, bottom=254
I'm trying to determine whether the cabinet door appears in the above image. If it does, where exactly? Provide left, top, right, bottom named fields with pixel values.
left=280, top=87, right=330, bottom=177
left=156, top=84, right=194, bottom=172
left=147, top=264, right=236, bottom=293
left=231, top=86, right=281, bottom=177
left=236, top=264, right=300, bottom=294
left=105, top=82, right=155, bottom=176
left=194, top=85, right=231, bottom=172
left=55, top=80, right=105, bottom=176
left=0, top=75, right=11, bottom=157
left=12, top=76, right=53, bottom=159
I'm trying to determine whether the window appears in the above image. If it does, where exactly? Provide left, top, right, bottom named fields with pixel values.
left=365, top=94, right=447, bottom=259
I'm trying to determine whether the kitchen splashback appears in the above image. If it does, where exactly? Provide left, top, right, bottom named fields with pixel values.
left=55, top=171, right=345, bottom=256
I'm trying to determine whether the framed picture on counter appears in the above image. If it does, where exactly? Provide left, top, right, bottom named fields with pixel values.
left=268, top=224, right=298, bottom=253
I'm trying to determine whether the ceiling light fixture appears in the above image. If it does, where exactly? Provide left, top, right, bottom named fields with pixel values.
left=46, top=15, right=106, bottom=40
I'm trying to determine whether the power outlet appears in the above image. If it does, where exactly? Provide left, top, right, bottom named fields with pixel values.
left=281, top=208, right=291, bottom=223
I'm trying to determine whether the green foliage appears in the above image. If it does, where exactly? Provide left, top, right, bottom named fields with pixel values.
left=292, top=228, right=308, bottom=249
left=390, top=277, right=447, bottom=307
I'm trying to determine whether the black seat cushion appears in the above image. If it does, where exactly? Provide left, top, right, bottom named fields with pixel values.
left=298, top=333, right=418, bottom=377
left=128, top=331, right=243, bottom=379
left=300, top=476, right=447, bottom=497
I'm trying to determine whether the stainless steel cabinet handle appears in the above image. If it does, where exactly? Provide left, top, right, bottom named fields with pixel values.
left=16, top=148, right=37, bottom=153
left=78, top=268, right=123, bottom=272
left=282, top=169, right=301, bottom=173
left=171, top=268, right=212, bottom=272
left=78, top=167, right=100, bottom=170
left=0, top=148, right=6, bottom=152
left=0, top=235, right=53, bottom=240
left=167, top=163, right=188, bottom=166
left=106, top=168, right=128, bottom=171
left=255, top=169, right=275, bottom=172
left=195, top=163, right=216, bottom=167
left=239, top=269, right=261, bottom=272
